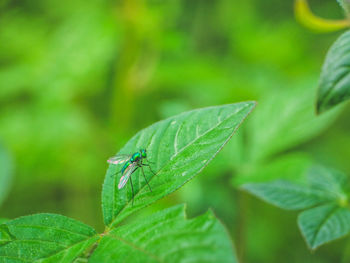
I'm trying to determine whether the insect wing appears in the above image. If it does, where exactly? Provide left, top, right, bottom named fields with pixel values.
left=118, top=163, right=137, bottom=189
left=107, top=154, right=131, bottom=165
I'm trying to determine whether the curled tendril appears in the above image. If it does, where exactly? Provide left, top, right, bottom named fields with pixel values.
left=294, top=0, right=350, bottom=33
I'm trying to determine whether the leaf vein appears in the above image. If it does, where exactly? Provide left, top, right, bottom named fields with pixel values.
left=109, top=105, right=249, bottom=227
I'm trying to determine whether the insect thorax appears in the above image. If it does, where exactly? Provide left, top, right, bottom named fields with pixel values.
left=130, top=152, right=141, bottom=162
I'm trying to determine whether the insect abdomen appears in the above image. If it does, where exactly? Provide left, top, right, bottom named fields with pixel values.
left=121, top=161, right=131, bottom=174
left=130, top=152, right=141, bottom=162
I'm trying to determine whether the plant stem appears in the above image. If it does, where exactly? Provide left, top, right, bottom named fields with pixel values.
left=236, top=190, right=249, bottom=262
left=294, top=0, right=350, bottom=32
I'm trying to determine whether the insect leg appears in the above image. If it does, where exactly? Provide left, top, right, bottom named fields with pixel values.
left=129, top=175, right=134, bottom=206
left=110, top=168, right=123, bottom=178
left=140, top=165, right=152, bottom=192
left=128, top=166, right=140, bottom=206
left=142, top=163, right=156, bottom=175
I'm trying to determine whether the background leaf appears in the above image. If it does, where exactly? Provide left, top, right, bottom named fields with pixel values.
left=242, top=180, right=334, bottom=210
left=0, top=145, right=13, bottom=207
left=0, top=213, right=98, bottom=262
left=337, top=0, right=350, bottom=14
left=233, top=152, right=313, bottom=185
left=102, top=102, right=256, bottom=228
left=317, top=30, right=350, bottom=113
left=243, top=166, right=350, bottom=249
left=246, top=85, right=340, bottom=162
left=298, top=204, right=350, bottom=249
left=90, top=204, right=237, bottom=263
left=307, top=166, right=348, bottom=199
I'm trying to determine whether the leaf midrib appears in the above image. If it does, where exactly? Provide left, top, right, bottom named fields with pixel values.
left=310, top=205, right=340, bottom=248
left=108, top=105, right=249, bottom=228
left=34, top=234, right=99, bottom=263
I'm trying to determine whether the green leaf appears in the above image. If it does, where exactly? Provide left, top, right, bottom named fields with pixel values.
left=0, top=145, right=13, bottom=206
left=242, top=180, right=334, bottom=210
left=102, top=102, right=256, bottom=228
left=298, top=204, right=350, bottom=249
left=337, top=0, right=350, bottom=14
left=90, top=205, right=237, bottom=263
left=307, top=166, right=348, bottom=201
left=0, top=213, right=98, bottom=262
left=0, top=219, right=8, bottom=224
left=243, top=166, right=350, bottom=249
left=246, top=85, right=339, bottom=161
left=317, top=30, right=350, bottom=113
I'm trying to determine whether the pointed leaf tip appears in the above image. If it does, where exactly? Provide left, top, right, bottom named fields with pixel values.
left=102, top=102, right=256, bottom=227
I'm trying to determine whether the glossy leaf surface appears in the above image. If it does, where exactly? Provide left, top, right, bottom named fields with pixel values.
left=0, top=214, right=98, bottom=262
left=102, top=102, right=256, bottom=227
left=91, top=205, right=237, bottom=263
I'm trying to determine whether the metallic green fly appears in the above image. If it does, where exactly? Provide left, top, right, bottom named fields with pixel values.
left=107, top=148, right=155, bottom=204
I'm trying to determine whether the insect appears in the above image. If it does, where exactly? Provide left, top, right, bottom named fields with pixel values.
left=107, top=148, right=155, bottom=204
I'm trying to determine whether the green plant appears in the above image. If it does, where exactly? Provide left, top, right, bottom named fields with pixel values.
left=317, top=30, right=350, bottom=113
left=242, top=166, right=350, bottom=249
left=338, top=0, right=350, bottom=15
left=237, top=1, right=350, bottom=256
left=228, top=79, right=344, bottom=260
left=0, top=102, right=255, bottom=262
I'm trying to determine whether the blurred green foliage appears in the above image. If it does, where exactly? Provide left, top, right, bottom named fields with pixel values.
left=0, top=145, right=12, bottom=206
left=0, top=0, right=349, bottom=262
left=243, top=166, right=350, bottom=250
